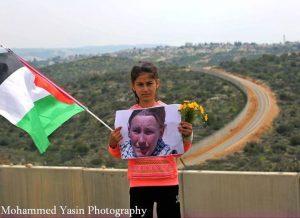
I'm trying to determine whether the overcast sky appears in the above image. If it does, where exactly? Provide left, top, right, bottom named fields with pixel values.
left=1, top=0, right=299, bottom=48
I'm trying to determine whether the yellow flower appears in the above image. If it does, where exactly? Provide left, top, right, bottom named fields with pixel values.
left=191, top=102, right=197, bottom=109
left=205, top=114, right=208, bottom=121
left=179, top=100, right=208, bottom=125
left=187, top=103, right=193, bottom=109
left=199, top=105, right=204, bottom=114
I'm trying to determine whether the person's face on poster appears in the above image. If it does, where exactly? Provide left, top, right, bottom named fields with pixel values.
left=128, top=115, right=164, bottom=157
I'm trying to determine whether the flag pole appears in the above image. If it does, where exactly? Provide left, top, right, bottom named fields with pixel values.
left=3, top=46, right=113, bottom=132
left=84, top=108, right=113, bottom=131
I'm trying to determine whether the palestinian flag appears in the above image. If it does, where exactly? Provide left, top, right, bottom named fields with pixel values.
left=0, top=49, right=84, bottom=153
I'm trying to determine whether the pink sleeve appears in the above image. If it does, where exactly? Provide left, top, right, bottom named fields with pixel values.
left=108, top=144, right=121, bottom=159
left=183, top=142, right=192, bottom=152
left=183, top=131, right=193, bottom=153
left=173, top=142, right=192, bottom=158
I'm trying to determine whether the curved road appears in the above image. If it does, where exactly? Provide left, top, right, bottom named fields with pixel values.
left=179, top=67, right=279, bottom=167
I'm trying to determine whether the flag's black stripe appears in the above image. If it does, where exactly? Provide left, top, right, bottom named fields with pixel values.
left=0, top=51, right=24, bottom=85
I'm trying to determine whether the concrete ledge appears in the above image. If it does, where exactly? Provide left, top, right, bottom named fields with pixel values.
left=180, top=170, right=300, bottom=218
left=0, top=166, right=299, bottom=218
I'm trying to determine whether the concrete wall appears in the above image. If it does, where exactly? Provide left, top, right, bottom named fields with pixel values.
left=0, top=166, right=299, bottom=218
left=180, top=171, right=300, bottom=218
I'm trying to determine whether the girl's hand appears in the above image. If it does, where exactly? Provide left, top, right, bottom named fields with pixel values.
left=108, top=127, right=123, bottom=148
left=178, top=121, right=193, bottom=142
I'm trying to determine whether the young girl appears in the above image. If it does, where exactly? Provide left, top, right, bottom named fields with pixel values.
left=108, top=61, right=193, bottom=218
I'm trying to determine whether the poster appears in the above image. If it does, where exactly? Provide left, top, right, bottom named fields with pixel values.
left=115, top=104, right=183, bottom=159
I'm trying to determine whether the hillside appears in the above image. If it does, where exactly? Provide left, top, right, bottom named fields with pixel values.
left=188, top=52, right=300, bottom=172
left=114, top=42, right=300, bottom=67
left=0, top=56, right=245, bottom=168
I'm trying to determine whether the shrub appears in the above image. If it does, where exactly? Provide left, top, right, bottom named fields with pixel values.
left=0, top=139, right=8, bottom=146
left=60, top=148, right=75, bottom=162
left=276, top=123, right=293, bottom=134
left=76, top=145, right=89, bottom=154
left=90, top=158, right=102, bottom=166
left=271, top=143, right=287, bottom=153
left=290, top=134, right=300, bottom=146
left=244, top=141, right=264, bottom=154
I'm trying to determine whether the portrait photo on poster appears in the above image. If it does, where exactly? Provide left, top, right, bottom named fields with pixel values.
left=115, top=104, right=183, bottom=159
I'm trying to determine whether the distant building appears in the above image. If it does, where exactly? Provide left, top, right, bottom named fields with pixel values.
left=185, top=42, right=193, bottom=47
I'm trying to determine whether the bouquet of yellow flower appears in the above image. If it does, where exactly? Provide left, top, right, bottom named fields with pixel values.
left=179, top=100, right=208, bottom=125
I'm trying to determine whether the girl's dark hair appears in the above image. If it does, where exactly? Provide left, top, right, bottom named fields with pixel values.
left=130, top=61, right=159, bottom=103
left=128, top=107, right=166, bottom=129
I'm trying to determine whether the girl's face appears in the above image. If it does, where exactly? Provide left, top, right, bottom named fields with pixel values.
left=129, top=115, right=164, bottom=157
left=132, top=73, right=159, bottom=104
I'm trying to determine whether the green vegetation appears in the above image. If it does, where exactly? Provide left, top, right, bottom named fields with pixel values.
left=0, top=56, right=245, bottom=168
left=188, top=52, right=300, bottom=172
left=3, top=44, right=299, bottom=172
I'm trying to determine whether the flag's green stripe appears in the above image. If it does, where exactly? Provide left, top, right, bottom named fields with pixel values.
left=16, top=95, right=84, bottom=153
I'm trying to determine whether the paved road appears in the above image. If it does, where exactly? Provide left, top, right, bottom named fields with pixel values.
left=179, top=67, right=279, bottom=167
